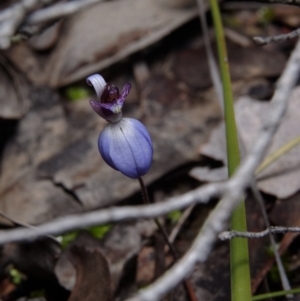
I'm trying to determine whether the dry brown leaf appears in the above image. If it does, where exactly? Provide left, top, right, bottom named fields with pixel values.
left=55, top=232, right=112, bottom=301
left=5, top=0, right=199, bottom=87
left=55, top=222, right=156, bottom=301
left=191, top=87, right=300, bottom=199
left=67, top=248, right=111, bottom=301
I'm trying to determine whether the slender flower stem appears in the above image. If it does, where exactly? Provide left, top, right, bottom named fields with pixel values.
left=138, top=177, right=177, bottom=258
left=138, top=177, right=198, bottom=301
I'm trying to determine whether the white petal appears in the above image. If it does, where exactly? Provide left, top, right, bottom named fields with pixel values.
left=86, top=74, right=107, bottom=100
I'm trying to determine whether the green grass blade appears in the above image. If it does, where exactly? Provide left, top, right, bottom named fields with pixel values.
left=252, top=288, right=300, bottom=301
left=208, top=1, right=252, bottom=301
left=256, top=135, right=300, bottom=175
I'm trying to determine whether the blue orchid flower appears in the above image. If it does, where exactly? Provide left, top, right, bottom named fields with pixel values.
left=87, top=74, right=153, bottom=179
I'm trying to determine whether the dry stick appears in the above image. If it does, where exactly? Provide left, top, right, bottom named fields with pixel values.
left=168, top=204, right=195, bottom=245
left=220, top=226, right=300, bottom=240
left=196, top=0, right=223, bottom=108
left=0, top=212, right=57, bottom=241
left=124, top=38, right=300, bottom=301
left=254, top=28, right=300, bottom=45
left=250, top=186, right=293, bottom=297
left=137, top=177, right=198, bottom=301
left=0, top=183, right=224, bottom=245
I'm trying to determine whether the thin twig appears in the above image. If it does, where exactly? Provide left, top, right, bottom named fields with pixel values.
left=0, top=212, right=57, bottom=242
left=254, top=29, right=300, bottom=45
left=196, top=0, right=223, bottom=108
left=168, top=205, right=195, bottom=244
left=250, top=185, right=292, bottom=296
left=220, top=226, right=300, bottom=240
left=0, top=183, right=224, bottom=245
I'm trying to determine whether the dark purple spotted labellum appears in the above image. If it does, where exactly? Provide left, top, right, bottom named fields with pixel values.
left=101, top=84, right=119, bottom=103
left=87, top=74, right=153, bottom=179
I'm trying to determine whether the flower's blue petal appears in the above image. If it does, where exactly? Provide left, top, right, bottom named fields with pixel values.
left=86, top=74, right=106, bottom=100
left=98, top=126, right=118, bottom=171
left=98, top=118, right=153, bottom=178
left=125, top=118, right=152, bottom=147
